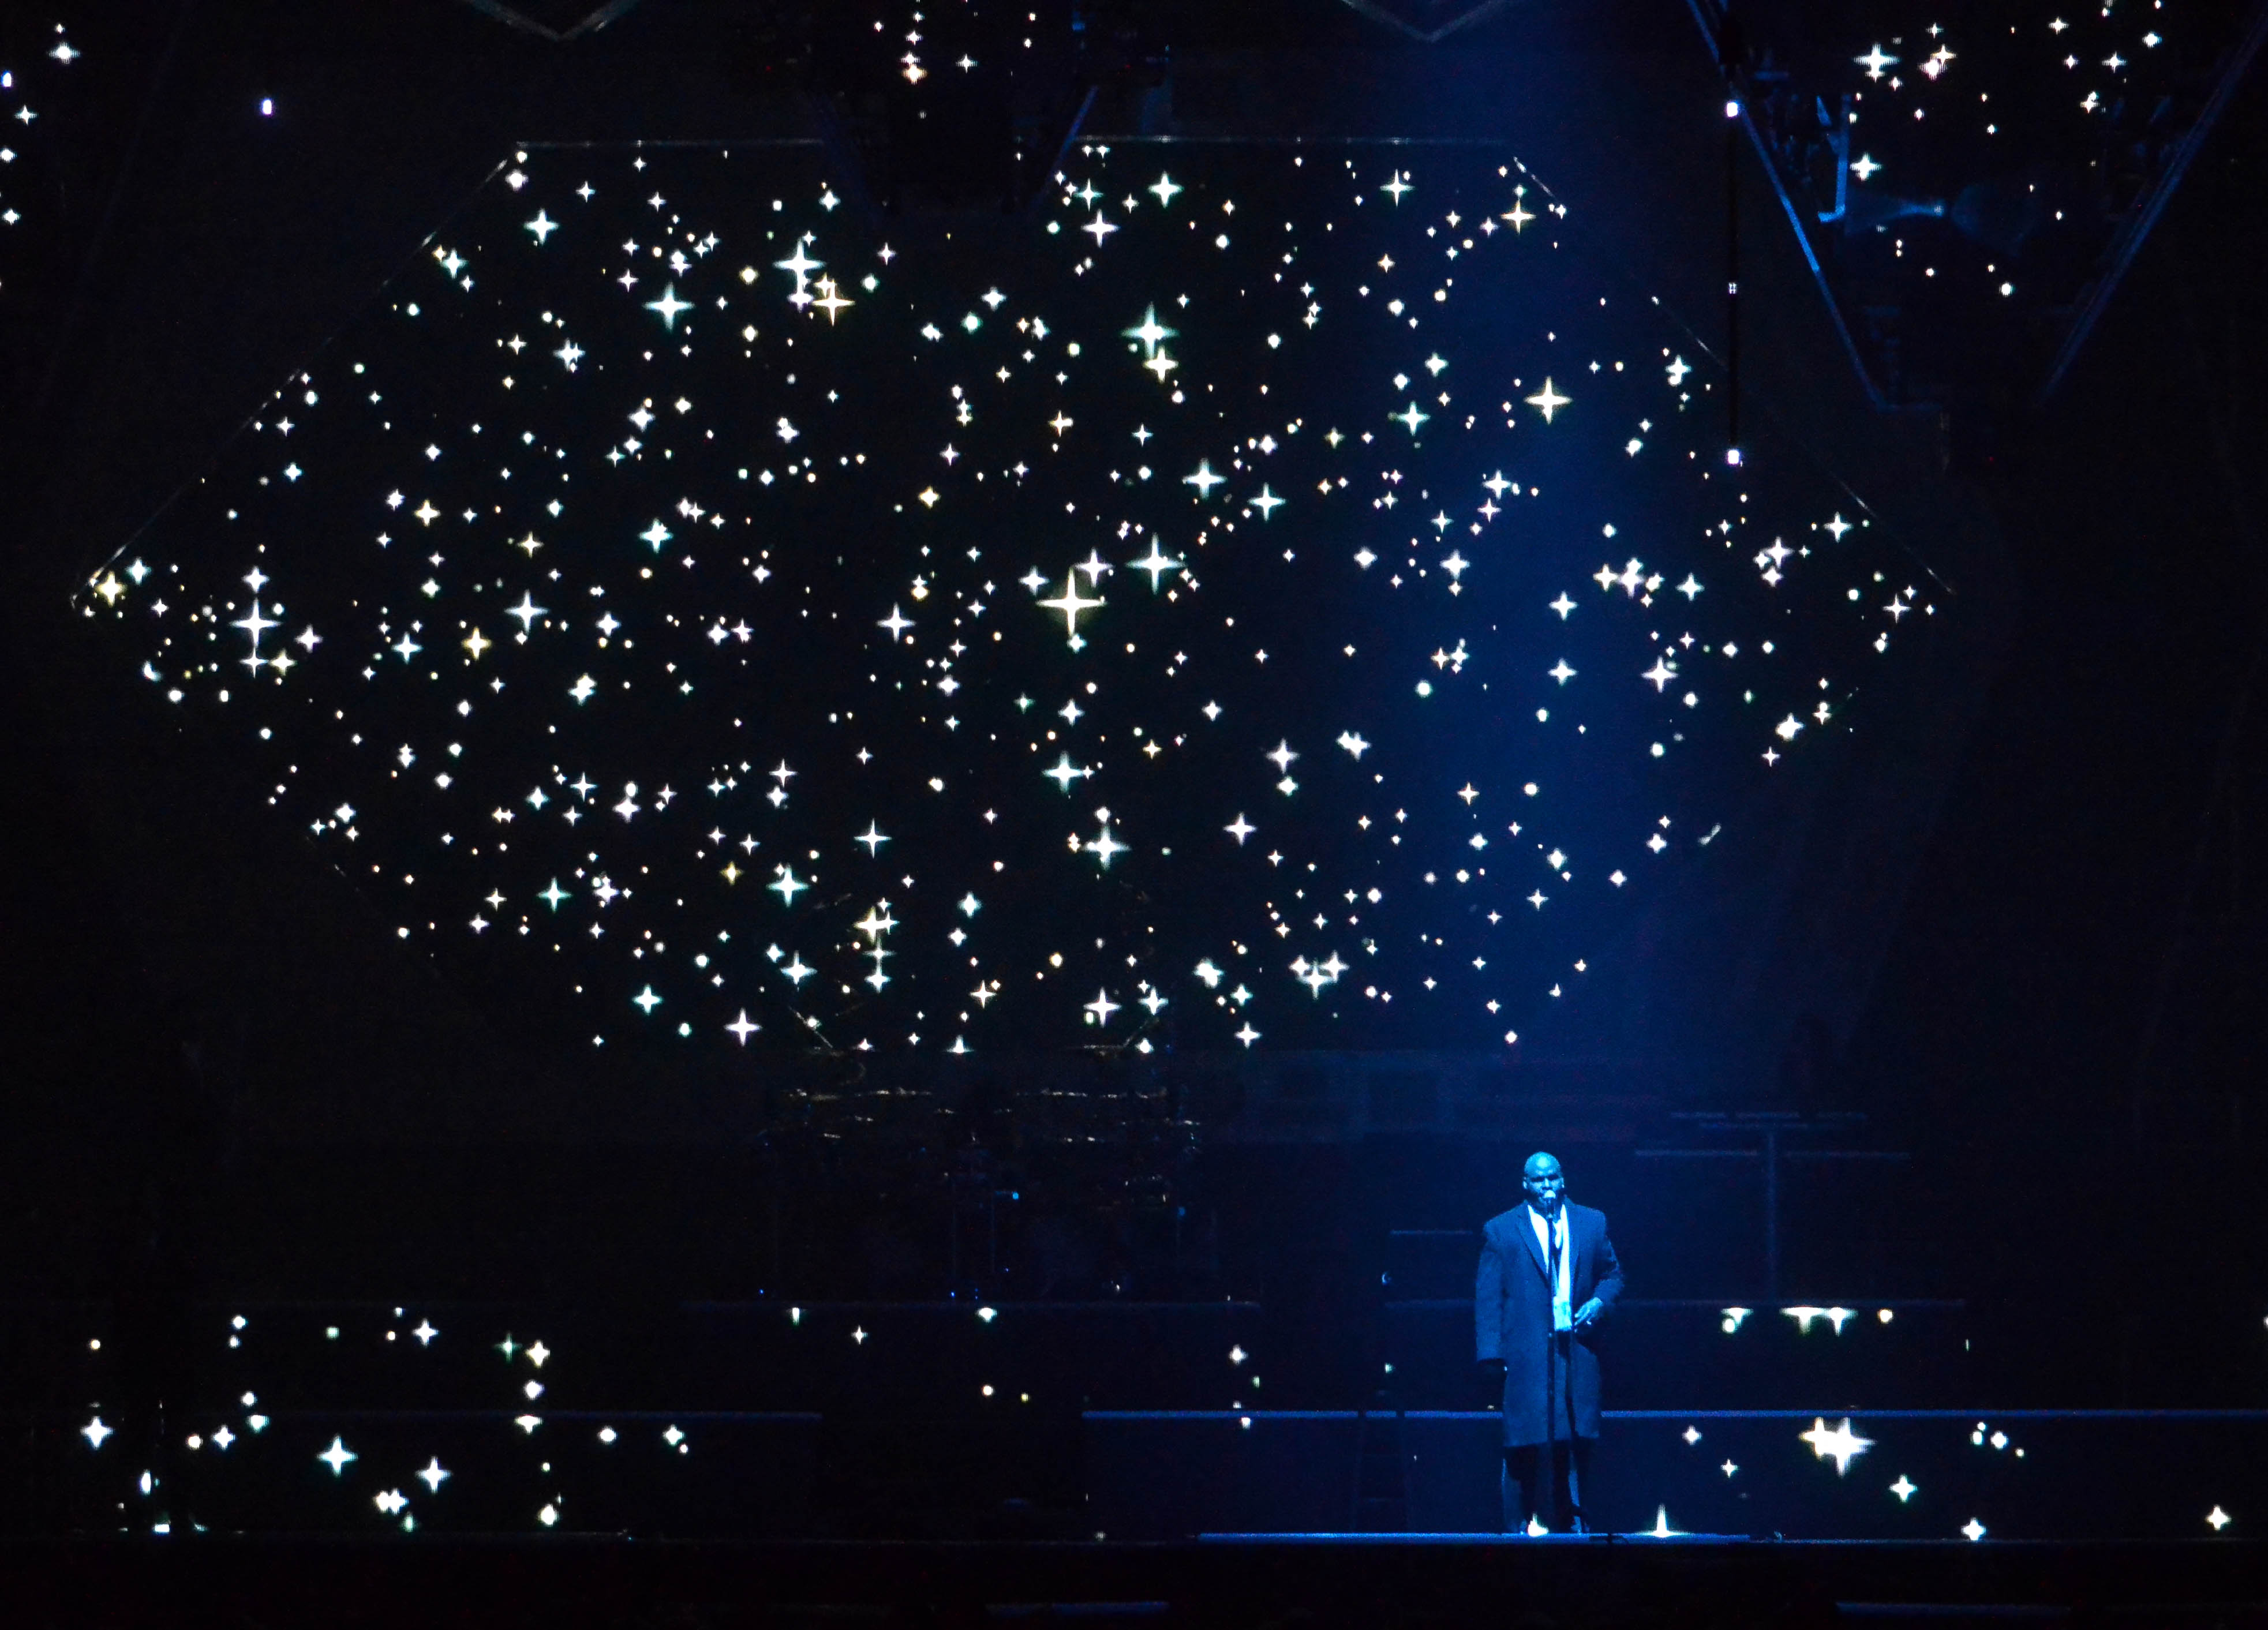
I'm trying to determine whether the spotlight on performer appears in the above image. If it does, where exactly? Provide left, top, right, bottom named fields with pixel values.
left=1476, top=1152, right=1625, bottom=1534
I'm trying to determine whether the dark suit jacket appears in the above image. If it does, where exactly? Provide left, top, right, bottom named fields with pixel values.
left=1474, top=1201, right=1625, bottom=1447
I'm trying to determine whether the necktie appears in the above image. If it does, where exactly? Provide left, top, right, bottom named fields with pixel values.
left=1548, top=1216, right=1572, bottom=1332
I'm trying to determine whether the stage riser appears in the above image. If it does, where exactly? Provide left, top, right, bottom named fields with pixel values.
left=1085, top=1414, right=2268, bottom=1542
left=28, top=1410, right=2268, bottom=1542
left=54, top=1301, right=1956, bottom=1415
left=1384, top=1301, right=1971, bottom=1409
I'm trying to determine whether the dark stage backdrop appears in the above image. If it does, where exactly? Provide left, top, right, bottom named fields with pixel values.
left=67, top=1, right=2268, bottom=1424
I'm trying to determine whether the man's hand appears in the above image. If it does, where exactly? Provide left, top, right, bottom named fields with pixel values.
left=1573, top=1297, right=1604, bottom=1329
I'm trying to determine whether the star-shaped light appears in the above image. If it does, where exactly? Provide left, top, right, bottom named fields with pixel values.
left=774, top=243, right=821, bottom=297
left=1148, top=173, right=1183, bottom=207
left=639, top=287, right=692, bottom=334
left=1525, top=378, right=1570, bottom=422
left=418, top=1458, right=451, bottom=1493
left=1251, top=486, right=1284, bottom=519
left=1961, top=1518, right=1988, bottom=1542
left=1855, top=43, right=1899, bottom=79
left=81, top=1416, right=113, bottom=1449
left=769, top=866, right=810, bottom=905
left=1393, top=403, right=1429, bottom=436
left=1081, top=213, right=1118, bottom=245
left=1086, top=820, right=1128, bottom=868
left=1123, top=306, right=1177, bottom=355
left=2207, top=1505, right=2233, bottom=1531
left=1800, top=1417, right=1874, bottom=1475
left=232, top=600, right=277, bottom=650
left=318, top=1436, right=359, bottom=1475
left=878, top=606, right=913, bottom=641
left=727, top=1012, right=758, bottom=1044
left=1382, top=172, right=1411, bottom=203
left=1225, top=815, right=1255, bottom=844
left=1891, top=1475, right=1917, bottom=1502
left=1044, top=753, right=1094, bottom=792
left=1128, top=539, right=1183, bottom=588
left=526, top=210, right=557, bottom=243
left=1085, top=990, right=1121, bottom=1025
left=1850, top=153, right=1882, bottom=182
left=1184, top=460, right=1225, bottom=498
left=1038, top=578, right=1105, bottom=642
left=811, top=277, right=852, bottom=323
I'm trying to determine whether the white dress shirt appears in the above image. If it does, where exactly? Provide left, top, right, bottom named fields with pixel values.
left=1528, top=1203, right=1574, bottom=1332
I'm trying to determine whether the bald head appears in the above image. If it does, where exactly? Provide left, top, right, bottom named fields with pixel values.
left=1522, top=1152, right=1566, bottom=1217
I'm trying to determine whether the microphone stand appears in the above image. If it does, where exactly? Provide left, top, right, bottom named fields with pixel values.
left=1545, top=1217, right=1582, bottom=1534
left=1545, top=1220, right=1561, bottom=1532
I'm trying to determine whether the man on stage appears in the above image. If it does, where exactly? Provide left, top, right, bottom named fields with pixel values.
left=1475, top=1151, right=1625, bottom=1533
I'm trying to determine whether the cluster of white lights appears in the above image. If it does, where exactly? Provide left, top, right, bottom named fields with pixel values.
left=1834, top=8, right=2192, bottom=303
left=0, top=27, right=80, bottom=238
left=88, top=140, right=1922, bottom=1061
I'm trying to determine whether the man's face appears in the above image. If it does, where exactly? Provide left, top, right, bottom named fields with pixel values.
left=1522, top=1156, right=1565, bottom=1216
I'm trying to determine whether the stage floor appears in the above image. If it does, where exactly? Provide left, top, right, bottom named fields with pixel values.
left=3, top=1535, right=2265, bottom=1629
left=25, top=1299, right=2268, bottom=1547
